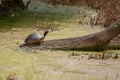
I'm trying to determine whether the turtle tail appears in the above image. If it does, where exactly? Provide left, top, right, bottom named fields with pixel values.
left=44, top=30, right=49, bottom=37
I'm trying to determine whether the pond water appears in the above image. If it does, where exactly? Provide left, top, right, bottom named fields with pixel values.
left=0, top=26, right=119, bottom=80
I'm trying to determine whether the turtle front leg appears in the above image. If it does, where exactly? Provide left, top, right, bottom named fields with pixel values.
left=36, top=41, right=44, bottom=46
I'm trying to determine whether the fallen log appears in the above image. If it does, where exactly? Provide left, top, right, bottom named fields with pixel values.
left=109, top=34, right=120, bottom=49
left=20, top=18, right=120, bottom=51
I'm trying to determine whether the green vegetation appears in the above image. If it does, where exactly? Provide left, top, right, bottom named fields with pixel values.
left=0, top=2, right=120, bottom=80
left=0, top=3, right=93, bottom=30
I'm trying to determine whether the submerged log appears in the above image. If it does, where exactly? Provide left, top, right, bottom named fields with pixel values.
left=20, top=18, right=120, bottom=51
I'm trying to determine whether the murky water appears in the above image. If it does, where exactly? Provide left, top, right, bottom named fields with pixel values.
left=0, top=27, right=119, bottom=80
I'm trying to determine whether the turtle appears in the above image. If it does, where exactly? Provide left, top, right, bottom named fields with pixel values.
left=24, top=30, right=49, bottom=45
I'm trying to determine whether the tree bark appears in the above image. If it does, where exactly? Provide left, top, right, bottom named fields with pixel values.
left=20, top=18, right=120, bottom=51
left=0, top=0, right=2, bottom=5
left=0, top=0, right=25, bottom=13
left=0, top=0, right=26, bottom=16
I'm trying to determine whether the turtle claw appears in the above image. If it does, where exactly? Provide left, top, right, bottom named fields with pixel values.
left=37, top=41, right=44, bottom=46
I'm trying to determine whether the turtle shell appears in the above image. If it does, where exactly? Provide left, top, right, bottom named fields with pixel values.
left=25, top=32, right=44, bottom=45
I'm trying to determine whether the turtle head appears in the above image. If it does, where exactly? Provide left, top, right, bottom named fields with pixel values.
left=44, top=30, right=49, bottom=37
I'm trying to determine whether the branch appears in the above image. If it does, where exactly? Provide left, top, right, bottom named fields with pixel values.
left=25, top=0, right=31, bottom=9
